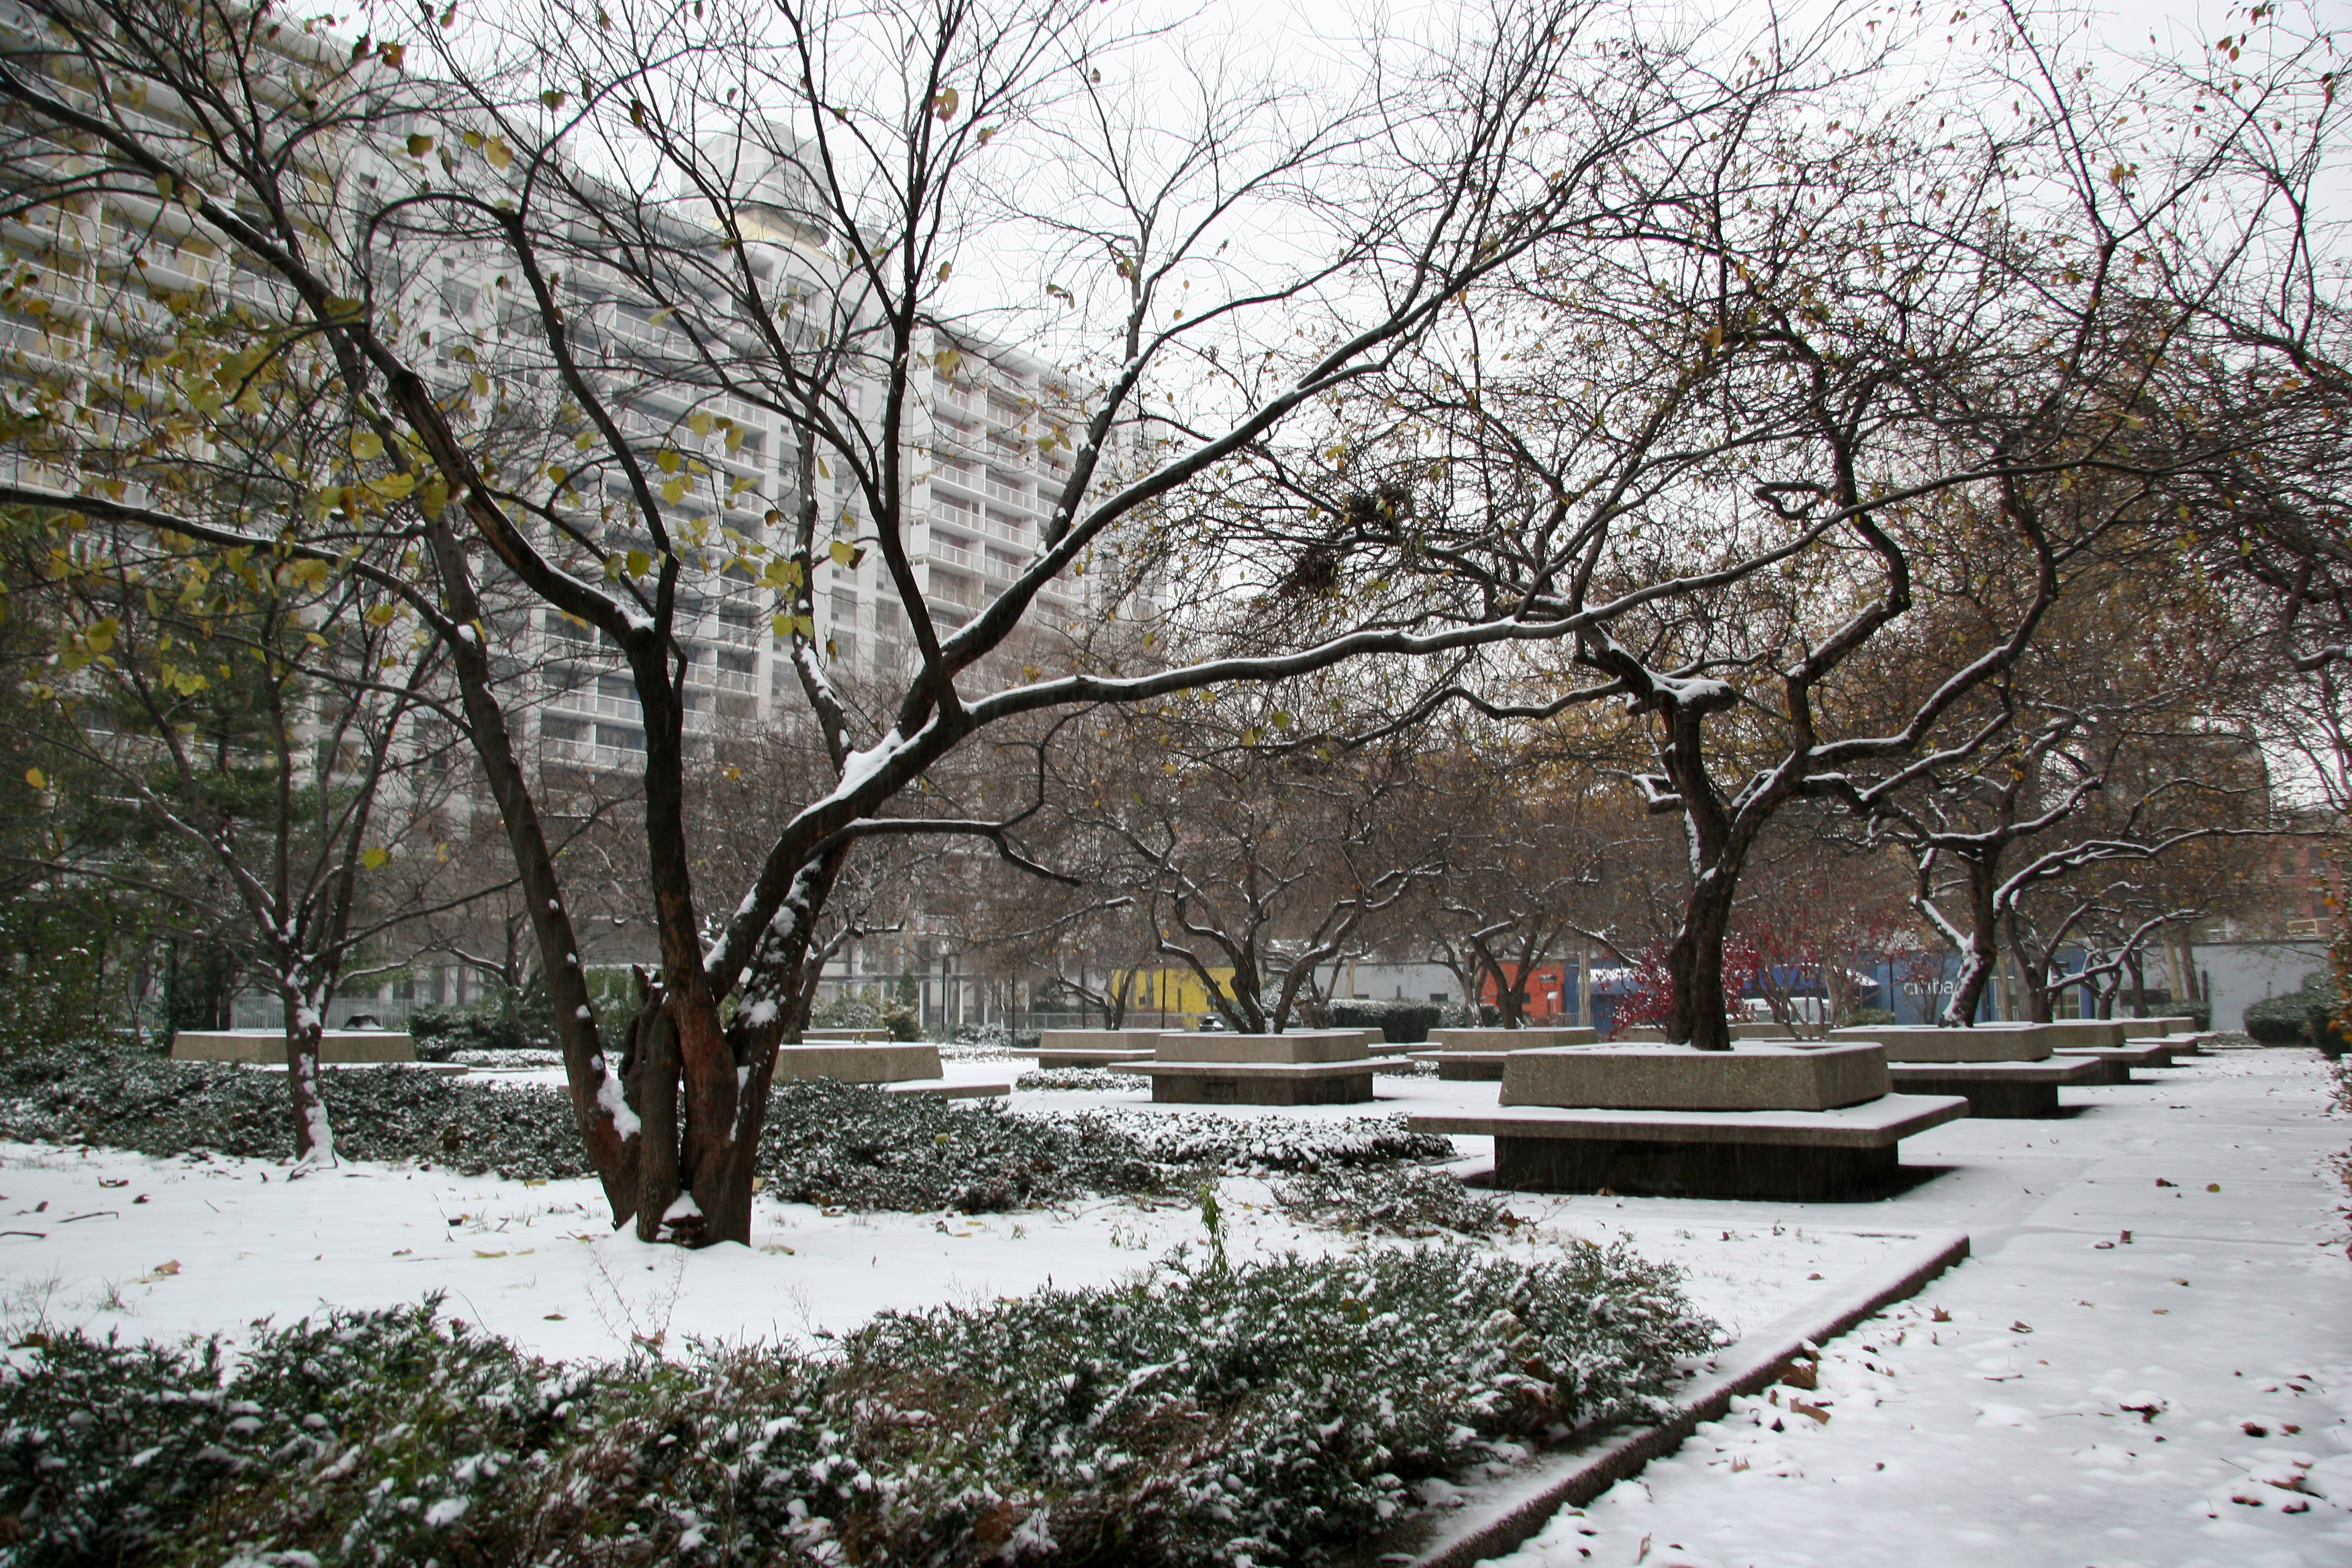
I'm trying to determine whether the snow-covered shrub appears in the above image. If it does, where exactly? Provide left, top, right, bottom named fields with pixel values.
left=0, top=1044, right=587, bottom=1180
left=1274, top=1164, right=1513, bottom=1238
left=939, top=1023, right=1037, bottom=1061
left=0, top=1246, right=1716, bottom=1567
left=758, top=1079, right=1165, bottom=1210
left=1049, top=1109, right=1455, bottom=1175
left=828, top=1241, right=1716, bottom=1563
left=0, top=1046, right=1456, bottom=1212
left=1014, top=1066, right=1131, bottom=1091
left=1374, top=1056, right=1438, bottom=1077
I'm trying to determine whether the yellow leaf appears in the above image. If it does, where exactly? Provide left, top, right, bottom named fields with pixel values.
left=828, top=540, right=855, bottom=567
left=372, top=472, right=416, bottom=499
left=418, top=478, right=450, bottom=515
left=937, top=262, right=952, bottom=282
left=305, top=631, right=329, bottom=648
left=469, top=371, right=489, bottom=398
left=407, top=133, right=434, bottom=158
left=687, top=410, right=714, bottom=436
left=655, top=448, right=681, bottom=473
left=626, top=548, right=652, bottom=577
left=23, top=768, right=43, bottom=789
left=574, top=430, right=595, bottom=450
left=816, top=456, right=830, bottom=479
left=361, top=846, right=390, bottom=869
left=542, top=89, right=567, bottom=111
left=660, top=476, right=688, bottom=504
left=933, top=87, right=959, bottom=121
left=352, top=431, right=385, bottom=459
left=365, top=603, right=397, bottom=626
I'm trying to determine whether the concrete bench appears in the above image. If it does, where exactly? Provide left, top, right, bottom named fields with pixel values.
left=2120, top=1016, right=2200, bottom=1041
left=171, top=1030, right=416, bottom=1065
left=1827, top=1023, right=2056, bottom=1061
left=1110, top=1030, right=1377, bottom=1105
left=2051, top=1039, right=2177, bottom=1083
left=1411, top=1026, right=1600, bottom=1080
left=1412, top=1093, right=1969, bottom=1202
left=1885, top=1056, right=2107, bottom=1118
left=1034, top=1028, right=1166, bottom=1069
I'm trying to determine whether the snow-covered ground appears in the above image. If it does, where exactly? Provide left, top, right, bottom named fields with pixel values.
left=0, top=1122, right=1922, bottom=1364
left=0, top=1044, right=2341, bottom=1568
left=1483, top=1046, right=2352, bottom=1568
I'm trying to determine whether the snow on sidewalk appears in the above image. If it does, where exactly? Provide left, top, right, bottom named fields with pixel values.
left=1483, top=1048, right=2352, bottom=1568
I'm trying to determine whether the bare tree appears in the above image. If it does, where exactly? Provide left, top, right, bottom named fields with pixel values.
left=1403, top=736, right=1611, bottom=1028
left=1052, top=703, right=1438, bottom=1034
left=1, top=515, right=493, bottom=1161
left=0, top=0, right=1894, bottom=1238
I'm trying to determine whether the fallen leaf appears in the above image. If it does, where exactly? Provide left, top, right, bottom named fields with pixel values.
left=1790, top=1400, right=1830, bottom=1424
left=149, top=1261, right=181, bottom=1277
left=1931, top=1307, right=1952, bottom=1322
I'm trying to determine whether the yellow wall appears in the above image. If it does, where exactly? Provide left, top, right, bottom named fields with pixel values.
left=1110, top=967, right=1235, bottom=1017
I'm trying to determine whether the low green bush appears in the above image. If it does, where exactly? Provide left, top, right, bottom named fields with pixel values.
left=1274, top=1165, right=1514, bottom=1238
left=0, top=1242, right=1716, bottom=1567
left=2239, top=991, right=2314, bottom=1043
left=0, top=1044, right=1453, bottom=1209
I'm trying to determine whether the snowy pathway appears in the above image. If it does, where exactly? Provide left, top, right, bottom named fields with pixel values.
left=1481, top=1047, right=2352, bottom=1568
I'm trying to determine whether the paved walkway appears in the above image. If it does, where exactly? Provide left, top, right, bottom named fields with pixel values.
left=1481, top=1046, right=2352, bottom=1568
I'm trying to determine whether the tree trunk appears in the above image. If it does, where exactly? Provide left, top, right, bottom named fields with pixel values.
left=1941, top=860, right=2000, bottom=1027
left=629, top=995, right=682, bottom=1244
left=281, top=989, right=334, bottom=1165
left=1665, top=875, right=1735, bottom=1050
left=2163, top=926, right=2196, bottom=1012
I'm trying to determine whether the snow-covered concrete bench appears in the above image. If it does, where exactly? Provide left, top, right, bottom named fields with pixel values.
left=1879, top=1057, right=2107, bottom=1116
left=2120, top=1015, right=2200, bottom=1041
left=1110, top=1030, right=1378, bottom=1105
left=1034, top=1028, right=1168, bottom=1069
left=1824, top=1024, right=2102, bottom=1117
left=1410, top=1040, right=1965, bottom=1201
left=2049, top=1038, right=2179, bottom=1084
left=1410, top=1026, right=1599, bottom=1081
left=774, top=1041, right=1006, bottom=1099
left=170, top=1029, right=415, bottom=1065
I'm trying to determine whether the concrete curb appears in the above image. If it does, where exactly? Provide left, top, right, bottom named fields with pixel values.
left=1401, top=1228, right=1971, bottom=1568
